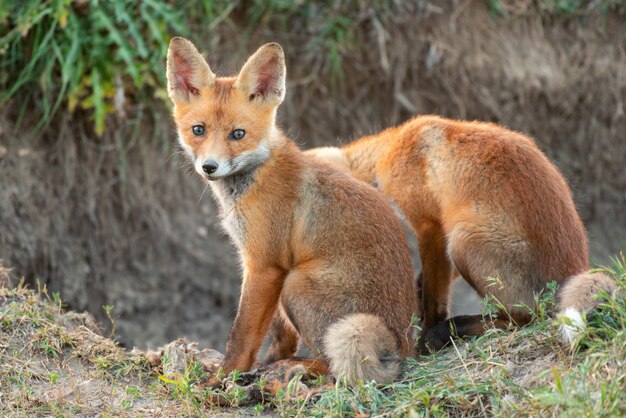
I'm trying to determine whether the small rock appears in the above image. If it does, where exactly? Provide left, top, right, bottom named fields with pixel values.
left=161, top=339, right=191, bottom=377
left=197, top=226, right=208, bottom=238
left=194, top=347, right=224, bottom=373
left=0, top=145, right=7, bottom=157
left=148, top=338, right=224, bottom=377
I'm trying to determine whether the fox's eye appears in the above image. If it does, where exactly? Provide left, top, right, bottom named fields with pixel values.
left=229, top=129, right=246, bottom=140
left=192, top=125, right=205, bottom=136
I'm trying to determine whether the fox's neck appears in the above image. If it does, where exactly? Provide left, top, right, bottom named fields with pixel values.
left=211, top=171, right=256, bottom=206
left=210, top=131, right=302, bottom=252
left=342, top=126, right=398, bottom=185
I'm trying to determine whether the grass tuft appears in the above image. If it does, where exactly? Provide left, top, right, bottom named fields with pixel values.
left=0, top=0, right=185, bottom=135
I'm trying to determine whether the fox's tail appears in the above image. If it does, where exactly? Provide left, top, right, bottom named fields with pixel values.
left=323, top=313, right=402, bottom=384
left=557, top=272, right=617, bottom=345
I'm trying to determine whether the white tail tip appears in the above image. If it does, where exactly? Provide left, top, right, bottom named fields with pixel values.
left=558, top=307, right=585, bottom=345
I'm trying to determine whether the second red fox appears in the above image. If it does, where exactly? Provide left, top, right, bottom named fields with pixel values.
left=307, top=116, right=617, bottom=349
left=166, top=38, right=417, bottom=384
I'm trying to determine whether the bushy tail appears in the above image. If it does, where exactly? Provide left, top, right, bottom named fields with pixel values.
left=557, top=272, right=617, bottom=345
left=323, top=313, right=401, bottom=385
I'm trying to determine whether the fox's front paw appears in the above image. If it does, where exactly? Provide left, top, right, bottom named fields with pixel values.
left=197, top=376, right=234, bottom=406
left=200, top=375, right=227, bottom=391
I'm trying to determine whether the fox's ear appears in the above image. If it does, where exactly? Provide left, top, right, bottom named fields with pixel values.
left=235, top=43, right=286, bottom=106
left=166, top=37, right=215, bottom=103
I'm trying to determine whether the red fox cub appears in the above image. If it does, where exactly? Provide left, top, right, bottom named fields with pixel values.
left=166, top=38, right=417, bottom=384
left=307, top=116, right=617, bottom=349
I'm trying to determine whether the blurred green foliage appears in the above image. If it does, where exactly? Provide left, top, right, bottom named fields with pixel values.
left=3, top=0, right=623, bottom=136
left=0, top=0, right=363, bottom=136
left=0, top=0, right=185, bottom=135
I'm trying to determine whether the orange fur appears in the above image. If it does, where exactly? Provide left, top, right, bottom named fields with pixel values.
left=307, top=115, right=617, bottom=348
left=166, top=38, right=416, bottom=384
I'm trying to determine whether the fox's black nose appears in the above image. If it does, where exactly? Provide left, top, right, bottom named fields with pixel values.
left=202, top=160, right=219, bottom=175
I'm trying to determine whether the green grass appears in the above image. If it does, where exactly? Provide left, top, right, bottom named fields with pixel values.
left=0, top=0, right=185, bottom=135
left=268, top=255, right=624, bottom=417
left=4, top=0, right=623, bottom=139
left=0, top=0, right=382, bottom=137
left=257, top=255, right=625, bottom=417
left=0, top=281, right=181, bottom=416
left=1, top=255, right=624, bottom=416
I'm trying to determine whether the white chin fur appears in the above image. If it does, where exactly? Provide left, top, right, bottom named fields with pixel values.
left=559, top=307, right=585, bottom=345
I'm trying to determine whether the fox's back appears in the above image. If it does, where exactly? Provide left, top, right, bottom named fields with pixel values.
left=383, top=116, right=589, bottom=281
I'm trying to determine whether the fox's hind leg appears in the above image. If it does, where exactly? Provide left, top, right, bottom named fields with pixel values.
left=423, top=312, right=532, bottom=352
left=416, top=221, right=453, bottom=332
left=263, top=312, right=300, bottom=365
left=280, top=269, right=406, bottom=384
left=262, top=357, right=330, bottom=380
